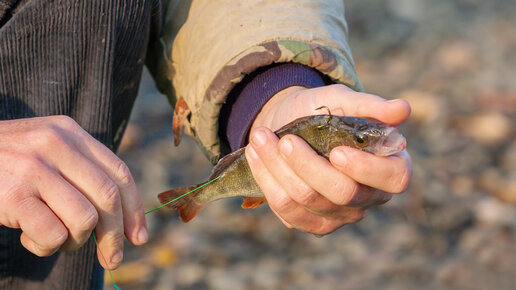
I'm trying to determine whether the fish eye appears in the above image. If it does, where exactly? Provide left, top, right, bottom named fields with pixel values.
left=354, top=134, right=368, bottom=146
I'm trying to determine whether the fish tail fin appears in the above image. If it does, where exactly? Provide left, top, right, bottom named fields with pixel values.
left=158, top=186, right=203, bottom=222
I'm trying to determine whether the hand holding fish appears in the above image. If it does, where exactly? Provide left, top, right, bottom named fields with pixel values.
left=245, top=84, right=412, bottom=235
left=159, top=84, right=412, bottom=237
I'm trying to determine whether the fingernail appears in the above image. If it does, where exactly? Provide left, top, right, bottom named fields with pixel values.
left=111, top=250, right=123, bottom=265
left=247, top=146, right=258, bottom=160
left=138, top=228, right=148, bottom=244
left=251, top=130, right=266, bottom=147
left=279, top=139, right=293, bottom=157
left=332, top=149, right=347, bottom=166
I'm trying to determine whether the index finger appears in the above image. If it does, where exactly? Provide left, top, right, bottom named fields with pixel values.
left=67, top=129, right=147, bottom=246
left=329, top=147, right=412, bottom=194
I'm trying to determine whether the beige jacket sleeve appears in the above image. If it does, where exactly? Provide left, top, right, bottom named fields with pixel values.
left=149, top=0, right=362, bottom=164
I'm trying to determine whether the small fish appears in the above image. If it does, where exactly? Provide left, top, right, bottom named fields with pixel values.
left=158, top=113, right=406, bottom=222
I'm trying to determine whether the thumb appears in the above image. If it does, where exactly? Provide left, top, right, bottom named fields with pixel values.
left=307, top=85, right=411, bottom=125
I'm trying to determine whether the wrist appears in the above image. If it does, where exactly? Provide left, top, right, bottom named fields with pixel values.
left=251, top=86, right=306, bottom=132
left=223, top=63, right=328, bottom=151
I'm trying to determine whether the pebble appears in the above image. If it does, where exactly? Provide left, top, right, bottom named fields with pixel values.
left=150, top=245, right=177, bottom=268
left=451, top=175, right=474, bottom=196
left=480, top=168, right=516, bottom=204
left=397, top=89, right=444, bottom=123
left=435, top=41, right=476, bottom=74
left=207, top=266, right=249, bottom=290
left=474, top=198, right=516, bottom=226
left=174, top=263, right=205, bottom=286
left=456, top=111, right=513, bottom=145
left=106, top=260, right=152, bottom=285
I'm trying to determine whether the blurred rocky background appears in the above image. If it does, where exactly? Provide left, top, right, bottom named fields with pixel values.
left=108, top=0, right=516, bottom=289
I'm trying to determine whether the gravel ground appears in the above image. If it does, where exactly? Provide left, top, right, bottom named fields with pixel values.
left=108, top=1, right=516, bottom=289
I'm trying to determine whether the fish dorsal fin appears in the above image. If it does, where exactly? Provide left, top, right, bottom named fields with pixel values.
left=209, top=147, right=246, bottom=179
left=274, top=115, right=313, bottom=137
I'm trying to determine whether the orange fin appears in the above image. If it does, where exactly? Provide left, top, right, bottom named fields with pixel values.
left=209, top=147, right=245, bottom=179
left=241, top=197, right=267, bottom=209
left=158, top=186, right=203, bottom=222
left=172, top=97, right=191, bottom=147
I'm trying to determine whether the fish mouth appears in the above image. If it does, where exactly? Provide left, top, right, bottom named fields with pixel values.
left=377, top=127, right=407, bottom=156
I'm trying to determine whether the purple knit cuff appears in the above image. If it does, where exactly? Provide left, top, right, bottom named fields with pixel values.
left=225, top=63, right=327, bottom=151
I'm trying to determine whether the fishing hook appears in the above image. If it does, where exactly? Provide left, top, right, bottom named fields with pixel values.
left=315, top=106, right=332, bottom=129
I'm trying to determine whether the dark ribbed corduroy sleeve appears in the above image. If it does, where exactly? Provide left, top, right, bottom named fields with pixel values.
left=0, top=1, right=160, bottom=289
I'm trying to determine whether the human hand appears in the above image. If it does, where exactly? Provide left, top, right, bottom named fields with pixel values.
left=245, top=84, right=412, bottom=235
left=0, top=116, right=147, bottom=269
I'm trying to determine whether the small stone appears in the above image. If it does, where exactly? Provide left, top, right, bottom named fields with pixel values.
left=480, top=168, right=516, bottom=204
left=382, top=224, right=421, bottom=252
left=397, top=89, right=444, bottom=123
left=207, top=267, right=248, bottom=290
left=456, top=111, right=513, bottom=145
left=436, top=41, right=475, bottom=74
left=150, top=245, right=177, bottom=268
left=107, top=260, right=152, bottom=284
left=436, top=261, right=462, bottom=286
left=474, top=198, right=516, bottom=226
left=175, top=263, right=205, bottom=286
left=252, top=258, right=283, bottom=289
left=451, top=175, right=474, bottom=196
left=476, top=90, right=516, bottom=114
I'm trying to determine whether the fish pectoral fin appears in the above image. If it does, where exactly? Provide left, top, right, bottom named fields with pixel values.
left=241, top=197, right=267, bottom=209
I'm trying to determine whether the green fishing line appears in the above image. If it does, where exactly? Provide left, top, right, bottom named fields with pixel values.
left=94, top=175, right=221, bottom=289
left=93, top=232, right=120, bottom=290
left=145, top=176, right=221, bottom=214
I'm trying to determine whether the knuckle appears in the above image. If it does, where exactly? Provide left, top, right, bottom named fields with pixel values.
left=52, top=115, right=77, bottom=129
left=331, top=181, right=359, bottom=206
left=76, top=208, right=99, bottom=232
left=377, top=192, right=393, bottom=205
left=352, top=209, right=367, bottom=222
left=49, top=228, right=69, bottom=248
left=297, top=191, right=319, bottom=207
left=307, top=219, right=338, bottom=236
left=98, top=180, right=120, bottom=211
left=32, top=246, right=51, bottom=257
left=328, top=83, right=350, bottom=94
left=334, top=209, right=367, bottom=229
left=1, top=179, right=33, bottom=205
left=37, top=126, right=65, bottom=146
left=11, top=193, right=40, bottom=212
left=290, top=184, right=318, bottom=206
left=113, top=160, right=133, bottom=187
left=273, top=195, right=296, bottom=213
left=105, top=231, right=125, bottom=248
left=18, top=154, right=46, bottom=174
left=316, top=210, right=367, bottom=234
left=38, top=228, right=68, bottom=255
